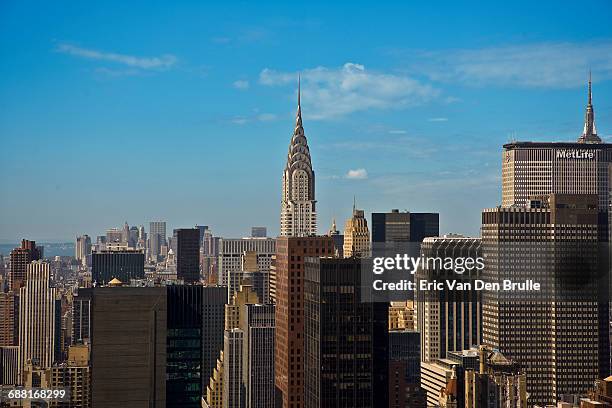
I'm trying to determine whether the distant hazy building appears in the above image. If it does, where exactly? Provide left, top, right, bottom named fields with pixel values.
left=105, top=228, right=123, bottom=244
left=75, top=235, right=92, bottom=264
left=304, top=257, right=389, bottom=408
left=327, top=219, right=344, bottom=257
left=343, top=206, right=370, bottom=257
left=175, top=228, right=200, bottom=283
left=280, top=83, right=317, bottom=237
left=18, top=261, right=61, bottom=378
left=149, top=221, right=167, bottom=261
left=241, top=304, right=275, bottom=408
left=251, top=227, right=267, bottom=238
left=128, top=226, right=139, bottom=248
left=91, top=249, right=145, bottom=285
left=9, top=239, right=41, bottom=290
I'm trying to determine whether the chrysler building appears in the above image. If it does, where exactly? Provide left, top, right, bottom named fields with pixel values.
left=280, top=79, right=317, bottom=236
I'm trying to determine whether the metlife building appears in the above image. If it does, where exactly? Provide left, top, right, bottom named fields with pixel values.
left=502, top=78, right=612, bottom=210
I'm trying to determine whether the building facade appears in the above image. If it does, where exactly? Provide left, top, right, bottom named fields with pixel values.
left=304, top=257, right=389, bottom=408
left=482, top=194, right=606, bottom=405
left=18, top=261, right=60, bottom=379
left=217, top=237, right=275, bottom=300
left=91, top=249, right=145, bottom=284
left=416, top=235, right=482, bottom=363
left=175, top=228, right=200, bottom=283
left=274, top=236, right=335, bottom=408
left=280, top=81, right=317, bottom=237
left=343, top=207, right=370, bottom=258
left=241, top=304, right=275, bottom=408
left=9, top=239, right=41, bottom=290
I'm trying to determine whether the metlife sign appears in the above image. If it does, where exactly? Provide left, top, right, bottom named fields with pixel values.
left=555, top=149, right=595, bottom=159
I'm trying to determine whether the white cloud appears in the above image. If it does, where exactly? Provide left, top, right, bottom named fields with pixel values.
left=257, top=113, right=276, bottom=121
left=231, top=117, right=248, bottom=125
left=233, top=80, right=250, bottom=90
left=388, top=129, right=407, bottom=134
left=260, top=63, right=438, bottom=119
left=428, top=117, right=448, bottom=122
left=56, top=43, right=177, bottom=70
left=230, top=113, right=277, bottom=125
left=416, top=42, right=612, bottom=88
left=346, top=168, right=368, bottom=180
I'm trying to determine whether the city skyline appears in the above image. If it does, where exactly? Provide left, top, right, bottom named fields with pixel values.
left=2, top=1, right=612, bottom=241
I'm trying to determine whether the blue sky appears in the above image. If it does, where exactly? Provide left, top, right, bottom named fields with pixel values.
left=1, top=1, right=612, bottom=241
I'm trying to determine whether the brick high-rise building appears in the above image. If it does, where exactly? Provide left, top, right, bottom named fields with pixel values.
left=0, top=292, right=18, bottom=346
left=274, top=236, right=334, bottom=408
left=9, top=239, right=41, bottom=290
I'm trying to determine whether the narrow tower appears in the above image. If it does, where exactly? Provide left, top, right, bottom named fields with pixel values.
left=280, top=78, right=317, bottom=236
left=578, top=72, right=601, bottom=143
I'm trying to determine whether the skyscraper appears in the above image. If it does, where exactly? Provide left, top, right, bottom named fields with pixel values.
left=251, top=227, right=267, bottom=238
left=90, top=286, right=167, bottom=408
left=18, top=261, right=60, bottom=378
left=175, top=228, right=200, bottom=283
left=166, top=285, right=205, bottom=407
left=72, top=288, right=91, bottom=345
left=223, top=328, right=244, bottom=408
left=9, top=239, right=41, bottom=290
left=501, top=78, right=611, bottom=210
left=416, top=235, right=482, bottom=363
left=304, top=257, right=389, bottom=408
left=241, top=304, right=275, bottom=408
left=149, top=221, right=167, bottom=261
left=0, top=292, right=18, bottom=346
left=274, top=236, right=335, bottom=408
left=91, top=285, right=227, bottom=408
left=91, top=249, right=145, bottom=285
left=343, top=205, right=370, bottom=257
left=75, top=235, right=92, bottom=264
left=280, top=80, right=317, bottom=237
left=202, top=286, right=228, bottom=391
left=388, top=330, right=425, bottom=408
left=371, top=209, right=439, bottom=252
left=218, top=237, right=275, bottom=300
left=481, top=194, right=605, bottom=405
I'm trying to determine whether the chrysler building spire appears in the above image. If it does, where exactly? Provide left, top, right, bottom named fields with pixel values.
left=578, top=71, right=601, bottom=144
left=280, top=77, right=317, bottom=237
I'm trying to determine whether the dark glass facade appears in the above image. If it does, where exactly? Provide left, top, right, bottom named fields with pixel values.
left=304, top=257, right=389, bottom=408
left=166, top=285, right=203, bottom=408
left=175, top=228, right=200, bottom=283
left=91, top=250, right=144, bottom=284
